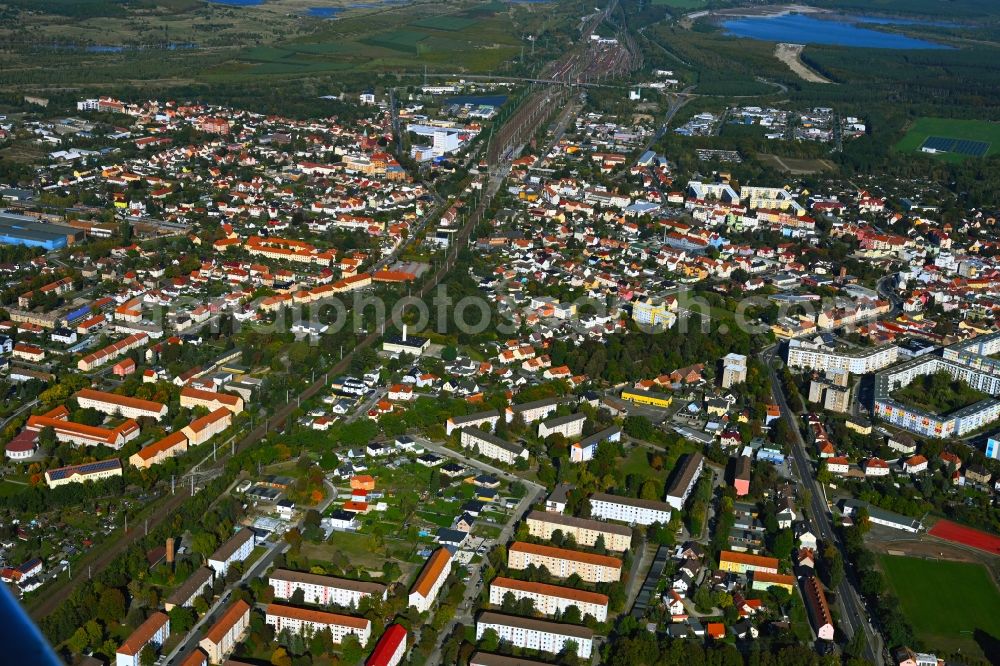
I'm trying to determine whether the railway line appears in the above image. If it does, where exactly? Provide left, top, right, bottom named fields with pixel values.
left=29, top=0, right=644, bottom=629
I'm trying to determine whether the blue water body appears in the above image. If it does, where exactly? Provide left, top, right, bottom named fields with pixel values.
left=446, top=95, right=507, bottom=107
left=308, top=7, right=342, bottom=17
left=721, top=13, right=954, bottom=50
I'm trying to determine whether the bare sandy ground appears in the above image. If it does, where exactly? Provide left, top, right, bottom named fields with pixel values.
left=774, top=43, right=833, bottom=84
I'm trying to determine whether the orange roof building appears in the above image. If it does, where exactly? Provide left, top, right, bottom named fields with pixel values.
left=75, top=387, right=167, bottom=421
left=199, top=599, right=250, bottom=664
left=129, top=431, right=188, bottom=469
left=117, top=611, right=170, bottom=662
left=350, top=475, right=376, bottom=490
left=718, top=550, right=779, bottom=575
left=179, top=386, right=244, bottom=415
left=507, top=541, right=622, bottom=583
left=489, top=576, right=609, bottom=622
left=264, top=604, right=370, bottom=645
left=408, top=547, right=452, bottom=613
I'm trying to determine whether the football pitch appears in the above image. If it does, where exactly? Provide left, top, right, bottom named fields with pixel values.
left=880, top=554, right=1000, bottom=658
left=896, top=117, right=1000, bottom=161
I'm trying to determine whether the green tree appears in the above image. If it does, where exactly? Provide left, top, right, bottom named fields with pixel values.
left=97, top=588, right=126, bottom=624
left=479, top=627, right=500, bottom=652
left=139, top=645, right=157, bottom=666
left=66, top=627, right=89, bottom=655
left=623, top=415, right=653, bottom=440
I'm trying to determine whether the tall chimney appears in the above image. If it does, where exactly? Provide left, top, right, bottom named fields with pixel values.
left=402, top=324, right=408, bottom=343
left=166, top=537, right=175, bottom=565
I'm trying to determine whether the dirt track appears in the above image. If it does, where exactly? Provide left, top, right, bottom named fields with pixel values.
left=774, top=43, right=832, bottom=84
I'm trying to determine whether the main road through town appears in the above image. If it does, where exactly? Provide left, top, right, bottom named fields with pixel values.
left=762, top=344, right=883, bottom=664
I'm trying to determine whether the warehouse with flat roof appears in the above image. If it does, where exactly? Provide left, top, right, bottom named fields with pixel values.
left=0, top=212, right=83, bottom=249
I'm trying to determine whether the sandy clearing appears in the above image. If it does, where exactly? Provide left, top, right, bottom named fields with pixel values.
left=775, top=43, right=833, bottom=84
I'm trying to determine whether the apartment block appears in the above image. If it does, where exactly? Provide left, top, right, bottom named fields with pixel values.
left=408, top=547, right=452, bottom=613
left=665, top=452, right=704, bottom=510
left=116, top=612, right=169, bottom=666
left=458, top=428, right=528, bottom=465
left=74, top=388, right=167, bottom=421
left=475, top=612, right=594, bottom=659
left=199, top=599, right=250, bottom=664
left=507, top=542, right=621, bottom=583
left=525, top=511, right=632, bottom=551
left=207, top=527, right=254, bottom=577
left=269, top=569, right=387, bottom=608
left=588, top=493, right=672, bottom=527
left=489, top=576, right=608, bottom=622
left=264, top=604, right=370, bottom=646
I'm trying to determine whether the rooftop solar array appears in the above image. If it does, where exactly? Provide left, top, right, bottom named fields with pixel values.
left=46, top=458, right=121, bottom=481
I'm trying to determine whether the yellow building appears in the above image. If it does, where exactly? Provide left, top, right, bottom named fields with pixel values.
left=718, top=551, right=778, bottom=575
left=621, top=389, right=672, bottom=409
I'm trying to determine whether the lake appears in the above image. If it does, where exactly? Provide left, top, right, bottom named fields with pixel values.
left=720, top=13, right=954, bottom=50
left=307, top=7, right=343, bottom=18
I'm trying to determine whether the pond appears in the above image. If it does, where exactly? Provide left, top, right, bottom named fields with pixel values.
left=720, top=13, right=955, bottom=50
left=307, top=7, right=343, bottom=18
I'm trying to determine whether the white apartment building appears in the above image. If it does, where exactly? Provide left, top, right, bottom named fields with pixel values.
left=459, top=428, right=528, bottom=465
left=489, top=577, right=608, bottom=623
left=506, top=397, right=559, bottom=424
left=588, top=493, right=672, bottom=527
left=721, top=353, right=747, bottom=388
left=117, top=612, right=170, bottom=666
left=570, top=426, right=621, bottom=463
left=786, top=339, right=899, bottom=374
left=525, top=511, right=632, bottom=551
left=269, top=569, right=387, bottom=608
left=476, top=612, right=594, bottom=659
left=265, top=604, right=370, bottom=646
left=445, top=409, right=501, bottom=436
left=207, top=528, right=254, bottom=577
left=507, top=542, right=621, bottom=583
left=665, top=452, right=704, bottom=511
left=199, top=600, right=250, bottom=664
left=408, top=547, right=452, bottom=613
left=537, top=413, right=586, bottom=439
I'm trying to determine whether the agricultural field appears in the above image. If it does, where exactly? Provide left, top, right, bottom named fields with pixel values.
left=0, top=0, right=547, bottom=90
left=757, top=154, right=837, bottom=174
left=895, top=117, right=1000, bottom=162
left=880, top=554, right=1000, bottom=658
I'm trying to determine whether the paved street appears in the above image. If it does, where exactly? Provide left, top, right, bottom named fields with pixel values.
left=414, top=436, right=545, bottom=666
left=762, top=345, right=883, bottom=664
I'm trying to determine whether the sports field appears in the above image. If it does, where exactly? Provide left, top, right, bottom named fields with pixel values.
left=880, top=554, right=1000, bottom=657
left=896, top=117, right=1000, bottom=162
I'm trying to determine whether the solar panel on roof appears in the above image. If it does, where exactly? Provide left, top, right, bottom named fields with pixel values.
left=47, top=458, right=120, bottom=480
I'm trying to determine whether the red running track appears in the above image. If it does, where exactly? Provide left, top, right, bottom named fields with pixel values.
left=928, top=519, right=1000, bottom=556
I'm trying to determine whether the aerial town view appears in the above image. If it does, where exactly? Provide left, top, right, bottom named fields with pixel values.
left=1, top=0, right=1000, bottom=665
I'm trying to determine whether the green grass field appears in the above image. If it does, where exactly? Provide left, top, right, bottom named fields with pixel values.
left=411, top=16, right=479, bottom=31
left=880, top=554, right=1000, bottom=657
left=361, top=29, right=429, bottom=54
left=895, top=117, right=1000, bottom=162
